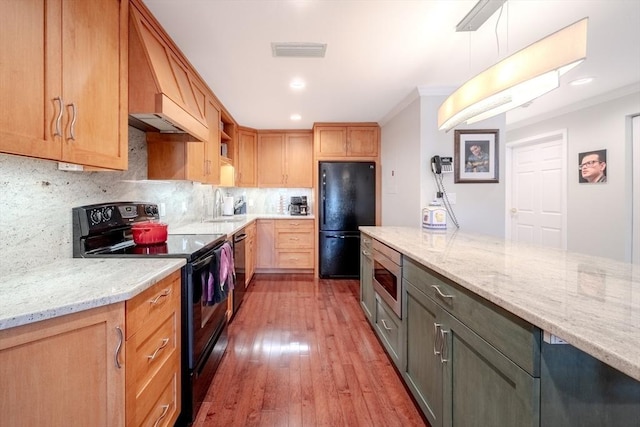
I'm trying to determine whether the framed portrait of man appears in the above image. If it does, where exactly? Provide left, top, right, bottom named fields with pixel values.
left=578, top=149, right=607, bottom=183
left=454, top=129, right=499, bottom=183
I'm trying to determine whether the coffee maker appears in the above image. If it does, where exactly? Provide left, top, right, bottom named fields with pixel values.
left=289, top=196, right=308, bottom=215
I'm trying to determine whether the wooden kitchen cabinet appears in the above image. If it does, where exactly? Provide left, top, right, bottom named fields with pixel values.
left=246, top=221, right=257, bottom=284
left=313, top=124, right=379, bottom=159
left=360, top=233, right=375, bottom=323
left=402, top=257, right=540, bottom=427
left=256, top=218, right=314, bottom=270
left=236, top=127, right=258, bottom=187
left=125, top=269, right=181, bottom=427
left=0, top=303, right=125, bottom=427
left=0, top=0, right=128, bottom=170
left=257, top=131, right=313, bottom=188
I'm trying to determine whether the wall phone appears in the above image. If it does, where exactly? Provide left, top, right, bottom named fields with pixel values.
left=431, top=156, right=453, bottom=174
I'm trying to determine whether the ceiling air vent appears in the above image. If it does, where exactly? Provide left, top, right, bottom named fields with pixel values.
left=271, top=42, right=327, bottom=58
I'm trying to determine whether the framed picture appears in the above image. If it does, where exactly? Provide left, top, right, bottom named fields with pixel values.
left=454, top=129, right=499, bottom=183
left=578, top=149, right=607, bottom=183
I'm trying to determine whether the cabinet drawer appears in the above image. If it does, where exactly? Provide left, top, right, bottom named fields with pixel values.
left=274, top=219, right=314, bottom=230
left=275, top=229, right=314, bottom=249
left=126, top=270, right=181, bottom=339
left=276, top=249, right=314, bottom=268
left=131, top=352, right=180, bottom=427
left=403, top=257, right=540, bottom=376
left=375, top=295, right=401, bottom=367
left=127, top=310, right=179, bottom=395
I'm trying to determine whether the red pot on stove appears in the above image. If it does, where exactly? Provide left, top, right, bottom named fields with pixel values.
left=131, top=221, right=168, bottom=245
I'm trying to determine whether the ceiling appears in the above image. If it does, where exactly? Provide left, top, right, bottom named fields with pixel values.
left=142, top=0, right=640, bottom=131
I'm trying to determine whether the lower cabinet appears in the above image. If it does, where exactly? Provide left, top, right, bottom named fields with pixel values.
left=245, top=220, right=257, bottom=284
left=125, top=269, right=181, bottom=427
left=359, top=233, right=374, bottom=322
left=374, top=294, right=403, bottom=368
left=0, top=303, right=126, bottom=427
left=256, top=218, right=314, bottom=270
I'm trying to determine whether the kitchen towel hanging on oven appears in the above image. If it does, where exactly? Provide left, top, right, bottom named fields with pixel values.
left=203, top=241, right=235, bottom=305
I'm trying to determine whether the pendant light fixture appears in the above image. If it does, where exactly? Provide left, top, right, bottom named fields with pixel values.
left=438, top=17, right=588, bottom=132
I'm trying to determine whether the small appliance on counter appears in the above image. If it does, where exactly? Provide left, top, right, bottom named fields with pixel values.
left=289, top=196, right=308, bottom=215
left=234, top=196, right=247, bottom=215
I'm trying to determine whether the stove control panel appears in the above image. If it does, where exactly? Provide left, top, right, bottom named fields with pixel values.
left=73, top=202, right=160, bottom=236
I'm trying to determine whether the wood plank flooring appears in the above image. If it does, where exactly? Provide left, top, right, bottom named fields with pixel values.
left=193, top=274, right=428, bottom=427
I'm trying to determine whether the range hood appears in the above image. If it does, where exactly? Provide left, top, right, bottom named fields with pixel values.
left=128, top=3, right=209, bottom=142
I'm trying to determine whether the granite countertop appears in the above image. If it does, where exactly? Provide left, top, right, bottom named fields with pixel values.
left=0, top=258, right=185, bottom=331
left=360, top=226, right=640, bottom=382
left=170, top=213, right=315, bottom=235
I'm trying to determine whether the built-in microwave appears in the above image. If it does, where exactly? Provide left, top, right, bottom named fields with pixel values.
left=372, top=240, right=402, bottom=318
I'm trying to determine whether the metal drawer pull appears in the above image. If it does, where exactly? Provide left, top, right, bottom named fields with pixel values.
left=433, top=323, right=442, bottom=355
left=153, top=404, right=170, bottom=427
left=147, top=338, right=170, bottom=361
left=432, top=285, right=454, bottom=300
left=68, top=102, right=77, bottom=140
left=150, top=289, right=171, bottom=305
left=362, top=250, right=371, bottom=256
left=381, top=319, right=393, bottom=331
left=114, top=326, right=123, bottom=369
left=53, top=97, right=64, bottom=137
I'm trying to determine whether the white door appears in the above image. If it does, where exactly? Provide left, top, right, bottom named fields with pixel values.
left=506, top=131, right=567, bottom=249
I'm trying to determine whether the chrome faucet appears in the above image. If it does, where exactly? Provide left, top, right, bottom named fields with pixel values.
left=213, top=188, right=224, bottom=219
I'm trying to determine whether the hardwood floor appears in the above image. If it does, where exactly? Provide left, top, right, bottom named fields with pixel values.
left=193, top=274, right=427, bottom=427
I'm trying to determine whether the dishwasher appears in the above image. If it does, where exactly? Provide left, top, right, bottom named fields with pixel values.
left=232, top=229, right=247, bottom=319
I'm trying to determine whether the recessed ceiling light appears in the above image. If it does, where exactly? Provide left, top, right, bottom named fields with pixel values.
left=570, top=77, right=594, bottom=86
left=290, top=79, right=306, bottom=90
left=290, top=114, right=302, bottom=121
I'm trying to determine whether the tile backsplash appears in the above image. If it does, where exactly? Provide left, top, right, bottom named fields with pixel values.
left=0, top=127, right=312, bottom=276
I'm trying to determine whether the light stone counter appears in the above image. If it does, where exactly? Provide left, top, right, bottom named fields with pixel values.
left=360, top=226, right=640, bottom=382
left=0, top=258, right=185, bottom=331
left=169, top=214, right=315, bottom=236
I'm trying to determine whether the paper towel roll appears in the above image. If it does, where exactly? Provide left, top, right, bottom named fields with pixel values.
left=223, top=196, right=234, bottom=216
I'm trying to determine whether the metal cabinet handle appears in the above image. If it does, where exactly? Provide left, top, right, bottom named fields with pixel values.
left=362, top=250, right=371, bottom=256
left=433, top=323, right=442, bottom=356
left=440, top=330, right=449, bottom=364
left=381, top=319, right=392, bottom=331
left=53, top=97, right=64, bottom=137
left=147, top=338, right=170, bottom=361
left=150, top=289, right=171, bottom=305
left=68, top=103, right=77, bottom=140
left=114, top=326, right=124, bottom=369
left=152, top=404, right=170, bottom=427
left=432, top=285, right=454, bottom=300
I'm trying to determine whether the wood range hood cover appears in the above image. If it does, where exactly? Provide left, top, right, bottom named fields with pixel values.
left=128, top=2, right=209, bottom=142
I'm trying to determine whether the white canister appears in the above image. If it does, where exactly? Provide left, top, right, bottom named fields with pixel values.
left=422, top=200, right=447, bottom=230
left=223, top=196, right=234, bottom=216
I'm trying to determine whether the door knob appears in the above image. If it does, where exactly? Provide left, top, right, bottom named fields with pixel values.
left=510, top=208, right=517, bottom=213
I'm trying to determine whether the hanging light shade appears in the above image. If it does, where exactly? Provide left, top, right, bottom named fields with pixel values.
left=438, top=18, right=588, bottom=132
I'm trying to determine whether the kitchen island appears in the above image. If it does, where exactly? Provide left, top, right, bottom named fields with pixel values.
left=360, top=226, right=639, bottom=427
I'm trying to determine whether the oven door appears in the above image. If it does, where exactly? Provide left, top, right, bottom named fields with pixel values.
left=187, top=248, right=228, bottom=369
left=372, top=249, right=402, bottom=318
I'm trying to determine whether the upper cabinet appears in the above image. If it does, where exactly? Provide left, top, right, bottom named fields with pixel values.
left=0, top=0, right=128, bottom=170
left=257, top=131, right=313, bottom=188
left=236, top=128, right=258, bottom=187
left=314, top=123, right=380, bottom=159
left=128, top=0, right=208, bottom=142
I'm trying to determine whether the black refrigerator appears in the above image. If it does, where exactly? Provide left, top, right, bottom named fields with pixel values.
left=319, top=161, right=376, bottom=278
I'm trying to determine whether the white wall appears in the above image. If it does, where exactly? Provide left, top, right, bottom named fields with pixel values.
left=380, top=88, right=507, bottom=237
left=507, top=90, right=640, bottom=262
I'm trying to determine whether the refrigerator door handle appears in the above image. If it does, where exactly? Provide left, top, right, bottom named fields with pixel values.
left=326, top=234, right=360, bottom=239
left=322, top=170, right=327, bottom=226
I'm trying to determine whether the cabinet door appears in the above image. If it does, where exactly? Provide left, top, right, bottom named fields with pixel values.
left=284, top=132, right=313, bottom=187
left=404, top=281, right=444, bottom=427
left=256, top=220, right=275, bottom=268
left=204, top=97, right=221, bottom=184
left=237, top=129, right=257, bottom=187
left=347, top=126, right=379, bottom=157
left=360, top=242, right=375, bottom=323
left=442, top=312, right=540, bottom=427
left=246, top=222, right=257, bottom=283
left=257, top=133, right=285, bottom=187
left=0, top=303, right=125, bottom=427
left=0, top=0, right=61, bottom=160
left=60, top=0, right=127, bottom=169
left=314, top=126, right=346, bottom=157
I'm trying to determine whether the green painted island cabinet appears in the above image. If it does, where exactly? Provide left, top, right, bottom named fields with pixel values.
left=359, top=234, right=375, bottom=323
